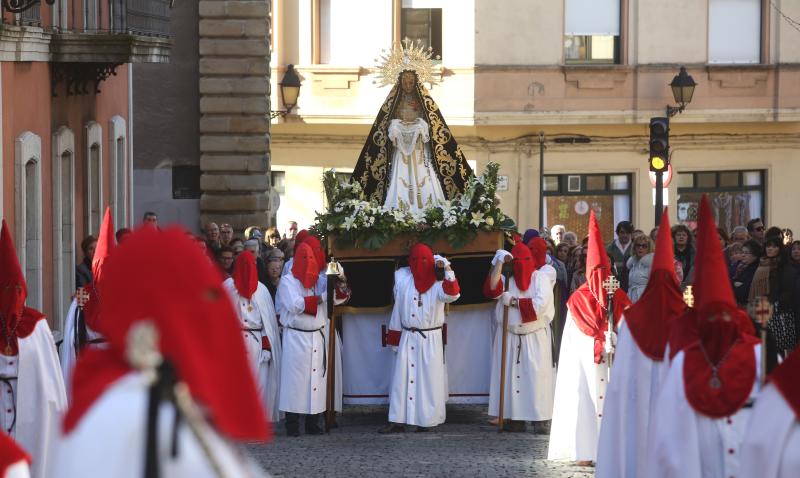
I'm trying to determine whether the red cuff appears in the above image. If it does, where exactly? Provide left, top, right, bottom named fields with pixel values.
left=518, top=298, right=537, bottom=323
left=483, top=274, right=503, bottom=299
left=303, top=296, right=318, bottom=316
left=261, top=336, right=271, bottom=350
left=386, top=329, right=401, bottom=347
left=335, top=283, right=351, bottom=302
left=442, top=278, right=460, bottom=296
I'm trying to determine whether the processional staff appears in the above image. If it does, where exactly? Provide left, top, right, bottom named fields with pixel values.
left=497, top=256, right=513, bottom=433
left=602, top=275, right=620, bottom=371
left=325, top=257, right=342, bottom=433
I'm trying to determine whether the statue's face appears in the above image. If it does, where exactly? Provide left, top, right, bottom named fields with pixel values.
left=400, top=72, right=415, bottom=94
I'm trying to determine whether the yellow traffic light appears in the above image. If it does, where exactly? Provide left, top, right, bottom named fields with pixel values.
left=650, top=156, right=666, bottom=171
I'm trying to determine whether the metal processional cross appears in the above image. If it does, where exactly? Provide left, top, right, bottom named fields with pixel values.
left=602, top=275, right=620, bottom=370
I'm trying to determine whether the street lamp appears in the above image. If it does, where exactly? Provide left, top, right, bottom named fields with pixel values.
left=651, top=66, right=696, bottom=225
left=271, top=64, right=301, bottom=119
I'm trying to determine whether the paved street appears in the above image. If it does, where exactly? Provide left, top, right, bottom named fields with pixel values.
left=248, top=405, right=594, bottom=477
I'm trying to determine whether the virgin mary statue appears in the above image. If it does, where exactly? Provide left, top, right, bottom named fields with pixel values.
left=351, top=40, right=473, bottom=212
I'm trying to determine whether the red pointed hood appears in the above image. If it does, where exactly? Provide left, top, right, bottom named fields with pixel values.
left=625, top=209, right=686, bottom=360
left=585, top=210, right=611, bottom=309
left=770, top=346, right=800, bottom=420
left=303, top=236, right=327, bottom=273
left=409, top=243, right=436, bottom=294
left=512, top=242, right=534, bottom=291
left=92, top=207, right=116, bottom=285
left=64, top=227, right=270, bottom=441
left=0, top=221, right=44, bottom=356
left=567, top=211, right=630, bottom=364
left=0, top=220, right=26, bottom=322
left=292, top=242, right=319, bottom=289
left=82, top=208, right=116, bottom=331
left=527, top=237, right=548, bottom=271
left=683, top=195, right=759, bottom=418
left=293, top=229, right=310, bottom=254
left=0, top=431, right=31, bottom=475
left=232, top=250, right=258, bottom=300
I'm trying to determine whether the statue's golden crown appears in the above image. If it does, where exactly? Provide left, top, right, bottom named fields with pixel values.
left=375, top=38, right=439, bottom=88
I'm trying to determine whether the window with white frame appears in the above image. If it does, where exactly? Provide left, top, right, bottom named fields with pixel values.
left=109, top=116, right=128, bottom=227
left=564, top=0, right=621, bottom=64
left=401, top=0, right=442, bottom=60
left=319, top=0, right=392, bottom=65
left=52, top=127, right=76, bottom=329
left=86, top=122, right=103, bottom=234
left=14, top=132, right=43, bottom=310
left=709, top=0, right=761, bottom=64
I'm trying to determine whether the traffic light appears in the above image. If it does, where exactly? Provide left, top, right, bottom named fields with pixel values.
left=649, top=117, right=669, bottom=172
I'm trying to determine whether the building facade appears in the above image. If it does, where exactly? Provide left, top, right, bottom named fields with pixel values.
left=1, top=0, right=170, bottom=330
left=269, top=0, right=800, bottom=240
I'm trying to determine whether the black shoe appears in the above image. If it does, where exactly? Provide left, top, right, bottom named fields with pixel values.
left=415, top=426, right=429, bottom=433
left=286, top=427, right=301, bottom=437
left=285, top=412, right=301, bottom=437
left=502, top=420, right=527, bottom=432
left=378, top=423, right=405, bottom=434
left=533, top=420, right=551, bottom=435
left=305, top=414, right=324, bottom=435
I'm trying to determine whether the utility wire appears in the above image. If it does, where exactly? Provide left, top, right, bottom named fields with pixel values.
left=772, top=1, right=800, bottom=33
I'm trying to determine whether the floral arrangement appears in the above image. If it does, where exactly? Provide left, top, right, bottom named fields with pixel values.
left=311, top=162, right=516, bottom=250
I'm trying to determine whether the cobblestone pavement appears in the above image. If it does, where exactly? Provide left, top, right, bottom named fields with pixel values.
left=247, top=405, right=594, bottom=477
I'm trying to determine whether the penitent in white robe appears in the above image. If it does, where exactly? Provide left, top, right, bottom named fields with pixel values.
left=223, top=279, right=283, bottom=423
left=53, top=372, right=267, bottom=478
left=596, top=320, right=669, bottom=478
left=387, top=268, right=460, bottom=427
left=384, top=119, right=446, bottom=213
left=59, top=299, right=106, bottom=400
left=277, top=275, right=332, bottom=415
left=740, top=383, right=800, bottom=478
left=645, top=347, right=761, bottom=478
left=3, top=319, right=67, bottom=478
left=487, top=266, right=556, bottom=421
left=547, top=313, right=610, bottom=462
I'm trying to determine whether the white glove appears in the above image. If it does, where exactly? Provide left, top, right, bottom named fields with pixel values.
left=604, top=331, right=617, bottom=355
left=336, top=263, right=346, bottom=280
left=259, top=349, right=272, bottom=364
left=501, top=292, right=513, bottom=307
left=492, top=249, right=513, bottom=266
left=434, top=254, right=451, bottom=268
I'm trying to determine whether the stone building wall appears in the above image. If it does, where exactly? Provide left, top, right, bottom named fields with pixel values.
left=199, top=0, right=272, bottom=230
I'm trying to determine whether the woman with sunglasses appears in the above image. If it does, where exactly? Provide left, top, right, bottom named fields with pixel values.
left=626, top=236, right=654, bottom=303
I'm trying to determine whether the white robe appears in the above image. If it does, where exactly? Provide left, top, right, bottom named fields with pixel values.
left=223, top=279, right=283, bottom=423
left=740, top=383, right=800, bottom=478
left=547, top=312, right=610, bottom=462
left=487, top=266, right=556, bottom=421
left=59, top=299, right=105, bottom=400
left=6, top=320, right=67, bottom=478
left=596, top=320, right=669, bottom=478
left=277, top=274, right=332, bottom=415
left=645, top=348, right=761, bottom=478
left=387, top=268, right=460, bottom=427
left=384, top=118, right=446, bottom=213
left=52, top=372, right=266, bottom=478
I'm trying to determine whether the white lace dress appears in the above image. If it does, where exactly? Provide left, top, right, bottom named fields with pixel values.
left=384, top=118, right=446, bottom=213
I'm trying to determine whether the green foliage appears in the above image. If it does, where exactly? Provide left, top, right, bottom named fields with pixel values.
left=313, top=162, right=517, bottom=250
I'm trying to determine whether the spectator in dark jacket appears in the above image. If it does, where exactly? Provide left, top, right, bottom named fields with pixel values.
left=777, top=241, right=800, bottom=349
left=672, top=224, right=695, bottom=288
left=75, top=235, right=97, bottom=288
left=732, top=240, right=762, bottom=306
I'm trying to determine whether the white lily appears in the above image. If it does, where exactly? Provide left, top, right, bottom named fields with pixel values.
left=470, top=211, right=485, bottom=227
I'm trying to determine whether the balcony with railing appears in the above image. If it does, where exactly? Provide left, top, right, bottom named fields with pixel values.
left=1, top=0, right=172, bottom=63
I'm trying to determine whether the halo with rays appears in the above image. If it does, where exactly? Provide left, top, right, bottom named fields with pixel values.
left=375, top=38, right=439, bottom=88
